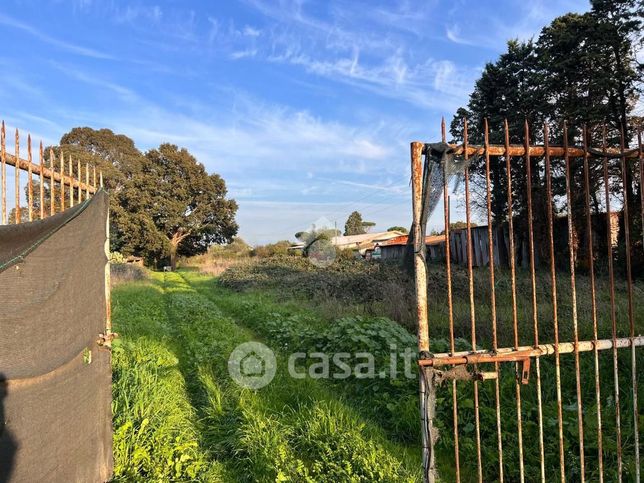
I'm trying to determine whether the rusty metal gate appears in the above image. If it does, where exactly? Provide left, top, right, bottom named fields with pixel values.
left=411, top=118, right=642, bottom=482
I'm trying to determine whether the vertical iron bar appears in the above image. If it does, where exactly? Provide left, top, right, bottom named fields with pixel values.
left=583, top=125, right=603, bottom=481
left=1, top=121, right=5, bottom=224
left=77, top=159, right=82, bottom=203
left=100, top=170, right=104, bottom=188
left=544, top=123, right=566, bottom=481
left=49, top=148, right=55, bottom=216
left=504, top=119, right=525, bottom=482
left=14, top=129, right=20, bottom=224
left=39, top=142, right=44, bottom=220
left=640, top=128, right=644, bottom=252
left=69, top=156, right=73, bottom=208
left=619, top=125, right=640, bottom=482
left=411, top=141, right=433, bottom=482
left=411, top=141, right=429, bottom=353
left=484, top=119, right=504, bottom=482
left=27, top=135, right=33, bottom=222
left=442, top=117, right=461, bottom=483
left=93, top=165, right=97, bottom=189
left=602, top=125, right=623, bottom=481
left=59, top=151, right=65, bottom=211
left=464, top=118, right=483, bottom=483
left=524, top=120, right=545, bottom=482
left=85, top=163, right=89, bottom=199
left=563, top=122, right=586, bottom=482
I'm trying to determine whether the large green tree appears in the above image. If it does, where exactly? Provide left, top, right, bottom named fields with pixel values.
left=122, top=144, right=238, bottom=269
left=57, top=128, right=238, bottom=267
left=451, top=0, right=642, bottom=264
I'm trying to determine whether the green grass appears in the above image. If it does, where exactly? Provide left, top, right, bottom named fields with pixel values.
left=208, top=257, right=644, bottom=481
left=111, top=271, right=422, bottom=482
left=112, top=258, right=644, bottom=482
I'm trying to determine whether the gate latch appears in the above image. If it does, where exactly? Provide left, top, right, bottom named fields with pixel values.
left=418, top=349, right=535, bottom=385
left=519, top=357, right=531, bottom=384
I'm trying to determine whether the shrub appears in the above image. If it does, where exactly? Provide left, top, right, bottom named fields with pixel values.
left=111, top=263, right=147, bottom=286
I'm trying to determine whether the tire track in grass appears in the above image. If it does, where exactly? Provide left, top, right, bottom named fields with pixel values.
left=111, top=276, right=232, bottom=481
left=163, top=270, right=422, bottom=482
left=178, top=271, right=423, bottom=450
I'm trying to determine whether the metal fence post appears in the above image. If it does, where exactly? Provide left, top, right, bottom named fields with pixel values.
left=411, top=141, right=436, bottom=483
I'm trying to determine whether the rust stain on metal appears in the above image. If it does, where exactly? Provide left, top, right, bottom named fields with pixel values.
left=503, top=118, right=525, bottom=482
left=60, top=151, right=65, bottom=212
left=424, top=142, right=641, bottom=159
left=563, top=121, right=586, bottom=482
left=418, top=336, right=643, bottom=366
left=77, top=159, right=82, bottom=204
left=602, top=125, right=623, bottom=480
left=544, top=123, right=566, bottom=481
left=583, top=125, right=604, bottom=482
left=69, top=156, right=74, bottom=208
left=619, top=125, right=640, bottom=482
left=412, top=117, right=642, bottom=482
left=27, top=134, right=33, bottom=222
left=1, top=121, right=5, bottom=224
left=49, top=147, right=55, bottom=216
left=39, top=141, right=44, bottom=220
left=484, top=118, right=504, bottom=482
left=85, top=163, right=90, bottom=199
left=14, top=129, right=20, bottom=224
left=463, top=118, right=483, bottom=483
left=524, top=120, right=545, bottom=482
left=441, top=117, right=461, bottom=483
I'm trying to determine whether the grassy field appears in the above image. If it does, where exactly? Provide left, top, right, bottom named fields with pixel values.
left=111, top=270, right=422, bottom=482
left=111, top=259, right=643, bottom=481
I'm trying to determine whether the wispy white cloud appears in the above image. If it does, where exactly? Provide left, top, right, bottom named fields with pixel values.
left=50, top=62, right=140, bottom=102
left=50, top=66, right=395, bottom=173
left=0, top=12, right=114, bottom=59
left=443, top=0, right=591, bottom=50
left=216, top=1, right=480, bottom=112
left=113, top=5, right=163, bottom=24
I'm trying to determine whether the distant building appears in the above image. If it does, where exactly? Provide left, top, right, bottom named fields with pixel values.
left=125, top=255, right=144, bottom=267
left=377, top=235, right=445, bottom=261
left=331, top=231, right=406, bottom=256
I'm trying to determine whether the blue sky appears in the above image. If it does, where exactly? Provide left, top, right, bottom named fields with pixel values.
left=1, top=0, right=590, bottom=244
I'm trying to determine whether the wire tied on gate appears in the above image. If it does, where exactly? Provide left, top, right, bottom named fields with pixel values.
left=412, top=142, right=476, bottom=258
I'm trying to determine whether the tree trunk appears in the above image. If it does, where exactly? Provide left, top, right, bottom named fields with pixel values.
left=168, top=230, right=190, bottom=271
left=170, top=243, right=178, bottom=271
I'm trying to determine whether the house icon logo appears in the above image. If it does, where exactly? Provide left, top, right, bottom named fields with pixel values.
left=228, top=341, right=277, bottom=389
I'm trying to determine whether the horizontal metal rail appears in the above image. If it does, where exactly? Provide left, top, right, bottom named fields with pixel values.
left=5, top=152, right=96, bottom=193
left=423, top=143, right=640, bottom=159
left=419, top=335, right=644, bottom=367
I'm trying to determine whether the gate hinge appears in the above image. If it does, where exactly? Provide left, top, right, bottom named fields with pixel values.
left=97, top=331, right=119, bottom=348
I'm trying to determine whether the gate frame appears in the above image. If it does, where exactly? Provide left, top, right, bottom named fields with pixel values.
left=410, top=118, right=643, bottom=483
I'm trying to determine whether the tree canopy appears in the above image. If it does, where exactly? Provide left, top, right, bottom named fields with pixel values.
left=449, top=0, right=642, bottom=263
left=57, top=128, right=238, bottom=267
left=344, top=211, right=375, bottom=235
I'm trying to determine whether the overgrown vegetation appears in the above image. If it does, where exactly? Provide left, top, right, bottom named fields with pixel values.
left=112, top=271, right=422, bottom=482
left=213, top=256, right=644, bottom=480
